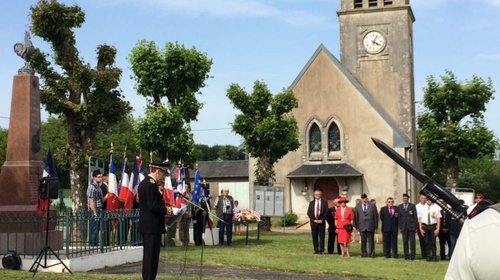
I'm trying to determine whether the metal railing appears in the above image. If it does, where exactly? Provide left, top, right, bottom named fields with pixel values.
left=0, top=209, right=142, bottom=259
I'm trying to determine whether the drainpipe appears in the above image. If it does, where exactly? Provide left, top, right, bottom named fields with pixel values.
left=404, top=144, right=413, bottom=198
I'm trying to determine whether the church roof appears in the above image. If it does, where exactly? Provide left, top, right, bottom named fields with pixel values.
left=196, top=160, right=248, bottom=179
left=287, top=163, right=362, bottom=178
left=289, top=44, right=411, bottom=148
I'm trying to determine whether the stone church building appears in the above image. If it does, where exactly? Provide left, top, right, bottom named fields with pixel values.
left=250, top=0, right=420, bottom=218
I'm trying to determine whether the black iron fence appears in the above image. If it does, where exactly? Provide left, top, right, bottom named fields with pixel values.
left=0, top=209, right=142, bottom=259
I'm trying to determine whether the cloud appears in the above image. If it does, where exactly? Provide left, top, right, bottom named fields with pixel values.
left=485, top=0, right=500, bottom=7
left=90, top=0, right=331, bottom=27
left=476, top=54, right=500, bottom=62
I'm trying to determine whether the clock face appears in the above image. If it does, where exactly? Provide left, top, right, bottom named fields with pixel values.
left=363, top=31, right=386, bottom=54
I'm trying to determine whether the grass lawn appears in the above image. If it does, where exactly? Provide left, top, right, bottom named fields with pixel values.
left=162, top=231, right=448, bottom=280
left=1, top=231, right=448, bottom=279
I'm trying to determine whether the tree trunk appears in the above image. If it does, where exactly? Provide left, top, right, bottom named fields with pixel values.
left=256, top=153, right=273, bottom=231
left=66, top=116, right=88, bottom=242
left=445, top=157, right=459, bottom=189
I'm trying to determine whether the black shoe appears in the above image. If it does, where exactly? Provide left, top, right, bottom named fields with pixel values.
left=385, top=255, right=391, bottom=258
left=393, top=255, right=399, bottom=259
left=314, top=251, right=319, bottom=254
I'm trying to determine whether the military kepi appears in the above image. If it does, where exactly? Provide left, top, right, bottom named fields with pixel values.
left=149, top=161, right=170, bottom=172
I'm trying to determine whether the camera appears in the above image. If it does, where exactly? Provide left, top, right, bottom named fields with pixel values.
left=226, top=205, right=230, bottom=209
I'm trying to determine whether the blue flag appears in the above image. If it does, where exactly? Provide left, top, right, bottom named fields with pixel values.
left=192, top=170, right=202, bottom=204
left=43, top=148, right=58, bottom=178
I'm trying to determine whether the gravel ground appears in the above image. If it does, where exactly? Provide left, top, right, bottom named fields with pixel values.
left=93, top=259, right=369, bottom=280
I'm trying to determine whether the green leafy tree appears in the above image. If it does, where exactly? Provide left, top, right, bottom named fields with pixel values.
left=417, top=70, right=497, bottom=188
left=0, top=128, right=7, bottom=166
left=129, top=40, right=212, bottom=164
left=192, top=144, right=246, bottom=161
left=94, top=114, right=139, bottom=166
left=458, top=156, right=500, bottom=202
left=227, top=80, right=299, bottom=184
left=29, top=0, right=131, bottom=211
left=41, top=116, right=69, bottom=188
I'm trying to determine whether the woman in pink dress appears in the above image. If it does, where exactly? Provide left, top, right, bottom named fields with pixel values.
left=335, top=196, right=354, bottom=257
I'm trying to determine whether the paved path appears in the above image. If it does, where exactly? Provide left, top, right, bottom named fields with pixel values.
left=93, top=259, right=368, bottom=280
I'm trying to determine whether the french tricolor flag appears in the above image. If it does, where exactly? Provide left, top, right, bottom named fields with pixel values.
left=107, top=154, right=120, bottom=211
left=118, top=157, right=133, bottom=210
left=163, top=171, right=174, bottom=206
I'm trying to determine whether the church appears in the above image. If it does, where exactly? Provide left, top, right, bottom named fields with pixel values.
left=203, top=0, right=420, bottom=219
left=249, top=0, right=420, bottom=218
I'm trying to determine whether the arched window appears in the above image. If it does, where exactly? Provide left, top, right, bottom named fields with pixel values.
left=309, top=123, right=321, bottom=154
left=328, top=122, right=341, bottom=152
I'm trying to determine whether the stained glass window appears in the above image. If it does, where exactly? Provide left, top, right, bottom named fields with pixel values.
left=328, top=123, right=341, bottom=152
left=309, top=123, right=321, bottom=153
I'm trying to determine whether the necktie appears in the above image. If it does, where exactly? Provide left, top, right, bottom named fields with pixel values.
left=316, top=200, right=320, bottom=219
left=427, top=206, right=431, bottom=224
left=363, top=204, right=367, bottom=213
left=390, top=207, right=394, bottom=215
left=404, top=203, right=408, bottom=210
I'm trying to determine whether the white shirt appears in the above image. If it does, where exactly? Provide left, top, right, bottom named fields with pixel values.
left=467, top=202, right=478, bottom=215
left=445, top=208, right=500, bottom=280
left=416, top=202, right=426, bottom=219
left=315, top=199, right=321, bottom=218
left=418, top=203, right=442, bottom=225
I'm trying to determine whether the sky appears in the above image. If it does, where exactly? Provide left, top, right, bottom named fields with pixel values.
left=0, top=0, right=499, bottom=146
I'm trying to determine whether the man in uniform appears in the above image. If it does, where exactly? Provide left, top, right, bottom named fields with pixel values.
left=418, top=195, right=441, bottom=262
left=445, top=203, right=500, bottom=279
left=138, top=161, right=169, bottom=280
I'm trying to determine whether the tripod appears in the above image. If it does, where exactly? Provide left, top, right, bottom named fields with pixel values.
left=29, top=201, right=72, bottom=277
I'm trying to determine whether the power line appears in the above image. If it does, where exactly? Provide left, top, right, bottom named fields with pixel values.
left=0, top=116, right=9, bottom=119
left=192, top=127, right=231, bottom=132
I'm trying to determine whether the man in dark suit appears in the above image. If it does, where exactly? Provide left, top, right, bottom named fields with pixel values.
left=326, top=197, right=342, bottom=254
left=397, top=193, right=418, bottom=260
left=380, top=197, right=399, bottom=258
left=438, top=199, right=452, bottom=260
left=307, top=190, right=328, bottom=254
left=138, top=161, right=169, bottom=280
left=354, top=193, right=378, bottom=257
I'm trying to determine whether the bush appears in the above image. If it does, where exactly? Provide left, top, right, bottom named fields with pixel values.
left=279, top=211, right=298, bottom=226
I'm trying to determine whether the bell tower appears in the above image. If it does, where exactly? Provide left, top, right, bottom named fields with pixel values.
left=337, top=0, right=416, bottom=142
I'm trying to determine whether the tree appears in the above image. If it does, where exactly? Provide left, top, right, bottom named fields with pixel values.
left=417, top=70, right=497, bottom=188
left=227, top=80, right=299, bottom=184
left=0, top=128, right=7, bottom=166
left=29, top=0, right=131, bottom=211
left=129, top=40, right=212, bottom=164
left=41, top=116, right=69, bottom=188
left=192, top=144, right=246, bottom=161
left=458, top=156, right=500, bottom=203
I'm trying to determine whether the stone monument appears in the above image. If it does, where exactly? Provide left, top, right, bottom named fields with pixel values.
left=0, top=32, right=60, bottom=254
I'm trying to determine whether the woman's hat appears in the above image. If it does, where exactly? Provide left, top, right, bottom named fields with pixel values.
left=338, top=196, right=349, bottom=203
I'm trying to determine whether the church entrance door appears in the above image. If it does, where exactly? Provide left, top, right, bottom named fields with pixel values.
left=313, top=178, right=339, bottom=208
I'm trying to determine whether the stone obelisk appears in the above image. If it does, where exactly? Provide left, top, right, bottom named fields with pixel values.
left=0, top=33, right=58, bottom=255
left=0, top=31, right=44, bottom=210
